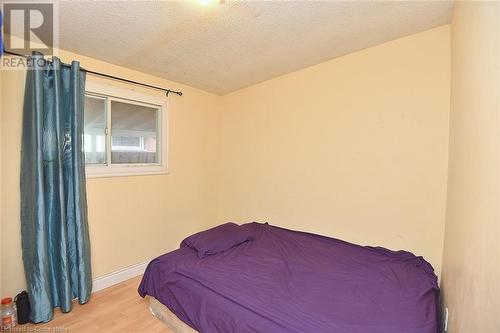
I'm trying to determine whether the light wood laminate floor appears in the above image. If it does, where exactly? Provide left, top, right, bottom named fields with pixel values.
left=25, top=276, right=172, bottom=333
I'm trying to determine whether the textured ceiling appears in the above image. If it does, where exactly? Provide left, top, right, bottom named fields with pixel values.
left=54, top=1, right=453, bottom=95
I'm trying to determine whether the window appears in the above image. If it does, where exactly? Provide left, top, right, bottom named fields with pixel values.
left=84, top=81, right=168, bottom=178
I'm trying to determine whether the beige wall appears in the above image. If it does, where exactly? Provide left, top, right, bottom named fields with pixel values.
left=1, top=50, right=221, bottom=296
left=441, top=2, right=500, bottom=332
left=218, top=26, right=450, bottom=276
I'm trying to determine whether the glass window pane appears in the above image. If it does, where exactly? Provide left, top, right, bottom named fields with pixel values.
left=84, top=95, right=106, bottom=164
left=111, top=100, right=159, bottom=164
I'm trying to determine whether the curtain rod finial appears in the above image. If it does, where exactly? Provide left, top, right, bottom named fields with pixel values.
left=165, top=90, right=183, bottom=97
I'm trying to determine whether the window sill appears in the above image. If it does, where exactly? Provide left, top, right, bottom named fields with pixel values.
left=85, top=165, right=168, bottom=179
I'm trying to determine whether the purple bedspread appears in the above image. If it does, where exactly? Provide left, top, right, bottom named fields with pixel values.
left=138, top=223, right=439, bottom=333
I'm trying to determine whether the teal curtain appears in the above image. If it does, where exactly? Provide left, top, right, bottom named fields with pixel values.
left=20, top=53, right=92, bottom=323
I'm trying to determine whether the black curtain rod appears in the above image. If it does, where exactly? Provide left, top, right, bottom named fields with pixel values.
left=2, top=50, right=183, bottom=97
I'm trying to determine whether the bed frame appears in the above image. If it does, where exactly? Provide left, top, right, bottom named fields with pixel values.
left=148, top=297, right=199, bottom=333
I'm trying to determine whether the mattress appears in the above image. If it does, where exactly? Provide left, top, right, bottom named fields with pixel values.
left=139, top=222, right=439, bottom=333
left=149, top=296, right=199, bottom=333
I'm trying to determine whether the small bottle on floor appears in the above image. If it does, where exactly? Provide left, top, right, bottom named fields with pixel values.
left=1, top=297, right=17, bottom=330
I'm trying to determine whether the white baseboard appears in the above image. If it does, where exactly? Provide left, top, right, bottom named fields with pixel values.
left=92, top=259, right=152, bottom=293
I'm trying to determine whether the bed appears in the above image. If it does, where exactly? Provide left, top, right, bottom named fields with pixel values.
left=138, top=222, right=439, bottom=333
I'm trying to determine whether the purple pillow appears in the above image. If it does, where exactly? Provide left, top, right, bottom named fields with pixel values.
left=181, top=223, right=253, bottom=258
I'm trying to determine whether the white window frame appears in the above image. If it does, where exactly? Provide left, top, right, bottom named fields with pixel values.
left=84, top=80, right=169, bottom=178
